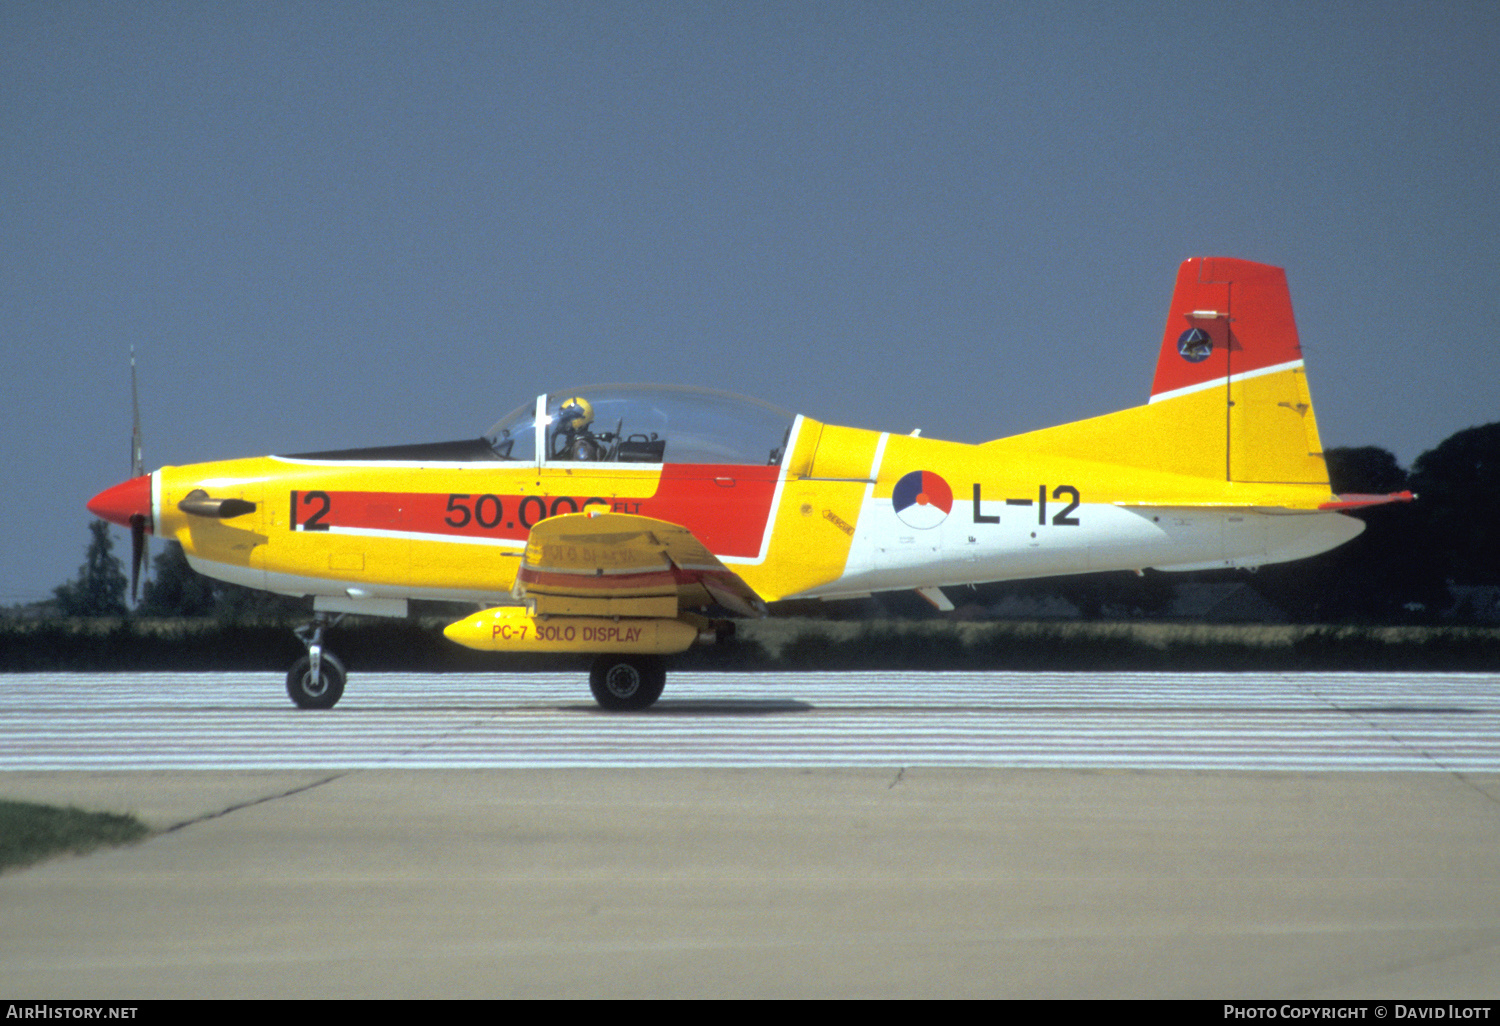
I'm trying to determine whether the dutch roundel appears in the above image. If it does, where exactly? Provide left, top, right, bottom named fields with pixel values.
left=891, top=470, right=953, bottom=529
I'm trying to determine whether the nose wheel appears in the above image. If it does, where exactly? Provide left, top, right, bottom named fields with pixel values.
left=288, top=614, right=346, bottom=709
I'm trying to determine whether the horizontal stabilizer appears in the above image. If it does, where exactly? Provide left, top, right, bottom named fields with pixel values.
left=1318, top=491, right=1416, bottom=511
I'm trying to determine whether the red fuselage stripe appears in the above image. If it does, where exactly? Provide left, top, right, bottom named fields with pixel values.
left=289, top=463, right=781, bottom=558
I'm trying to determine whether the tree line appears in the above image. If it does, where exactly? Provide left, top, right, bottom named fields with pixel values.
left=48, top=523, right=306, bottom=621
left=1246, top=421, right=1500, bottom=623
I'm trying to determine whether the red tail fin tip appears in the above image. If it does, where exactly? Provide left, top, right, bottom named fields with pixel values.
left=1150, top=258, right=1304, bottom=403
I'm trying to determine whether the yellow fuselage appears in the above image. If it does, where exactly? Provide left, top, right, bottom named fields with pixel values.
left=150, top=376, right=1355, bottom=614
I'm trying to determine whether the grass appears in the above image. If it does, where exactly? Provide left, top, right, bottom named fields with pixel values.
left=0, top=800, right=150, bottom=872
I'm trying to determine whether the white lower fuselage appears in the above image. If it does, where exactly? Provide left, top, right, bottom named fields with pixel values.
left=807, top=499, right=1363, bottom=599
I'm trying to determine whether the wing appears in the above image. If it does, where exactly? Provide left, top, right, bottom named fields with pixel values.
left=515, top=511, right=768, bottom=620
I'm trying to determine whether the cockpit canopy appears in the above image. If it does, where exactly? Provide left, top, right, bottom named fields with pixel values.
left=483, top=385, right=794, bottom=466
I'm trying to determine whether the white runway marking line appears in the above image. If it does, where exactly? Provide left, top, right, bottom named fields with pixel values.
left=1, top=671, right=1497, bottom=771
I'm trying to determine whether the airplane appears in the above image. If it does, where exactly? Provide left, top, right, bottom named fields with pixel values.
left=87, top=257, right=1412, bottom=711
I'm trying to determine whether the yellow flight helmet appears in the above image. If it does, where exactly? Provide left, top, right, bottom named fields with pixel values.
left=557, top=396, right=594, bottom=432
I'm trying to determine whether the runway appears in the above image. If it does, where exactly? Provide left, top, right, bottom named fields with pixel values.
left=4, top=670, right=1500, bottom=998
left=2, top=670, right=1498, bottom=771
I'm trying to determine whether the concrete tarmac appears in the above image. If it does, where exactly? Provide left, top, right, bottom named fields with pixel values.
left=3, top=767, right=1500, bottom=998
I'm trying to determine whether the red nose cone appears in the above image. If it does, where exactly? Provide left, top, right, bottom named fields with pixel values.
left=87, top=474, right=153, bottom=530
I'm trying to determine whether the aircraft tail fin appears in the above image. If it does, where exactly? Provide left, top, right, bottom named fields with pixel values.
left=1148, top=257, right=1328, bottom=484
left=988, top=257, right=1331, bottom=491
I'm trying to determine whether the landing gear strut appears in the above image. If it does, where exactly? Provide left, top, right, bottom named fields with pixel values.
left=287, top=613, right=346, bottom=710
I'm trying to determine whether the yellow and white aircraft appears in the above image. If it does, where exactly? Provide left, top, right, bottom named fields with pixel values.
left=88, top=257, right=1409, bottom=710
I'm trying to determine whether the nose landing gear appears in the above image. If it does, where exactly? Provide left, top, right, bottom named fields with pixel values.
left=287, top=614, right=346, bottom=709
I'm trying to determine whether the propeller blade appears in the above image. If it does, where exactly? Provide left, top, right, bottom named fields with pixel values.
left=129, top=513, right=146, bottom=603
left=129, top=348, right=147, bottom=603
left=130, top=347, right=144, bottom=480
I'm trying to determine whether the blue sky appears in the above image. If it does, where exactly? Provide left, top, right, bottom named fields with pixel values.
left=4, top=1, right=1497, bottom=603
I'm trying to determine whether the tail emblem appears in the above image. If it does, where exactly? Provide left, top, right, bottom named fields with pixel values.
left=1177, top=327, right=1214, bottom=363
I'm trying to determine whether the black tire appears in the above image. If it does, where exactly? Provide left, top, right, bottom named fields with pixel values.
left=589, top=654, right=666, bottom=711
left=286, top=652, right=346, bottom=710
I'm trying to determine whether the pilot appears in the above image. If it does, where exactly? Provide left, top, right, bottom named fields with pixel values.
left=555, top=396, right=604, bottom=461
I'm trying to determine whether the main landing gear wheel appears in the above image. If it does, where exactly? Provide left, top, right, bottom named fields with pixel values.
left=589, top=654, right=666, bottom=711
left=286, top=651, right=346, bottom=710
